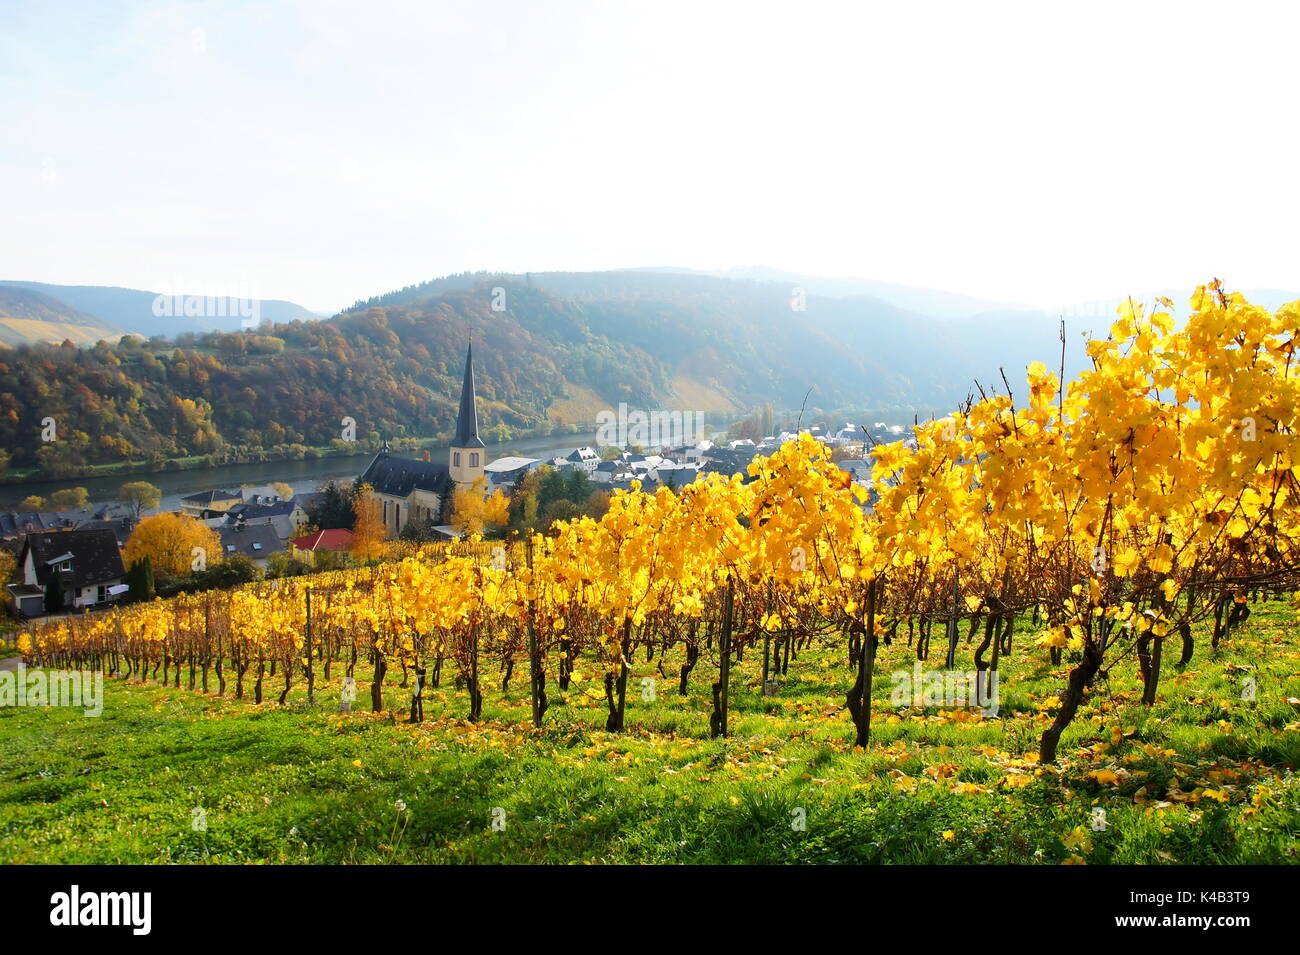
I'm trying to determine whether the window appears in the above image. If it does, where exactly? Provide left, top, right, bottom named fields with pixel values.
left=470, top=453, right=479, bottom=467
left=453, top=451, right=461, bottom=467
left=252, top=542, right=262, bottom=551
left=226, top=545, right=236, bottom=553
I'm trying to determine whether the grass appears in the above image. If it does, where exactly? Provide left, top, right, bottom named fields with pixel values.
left=1, top=602, right=1297, bottom=864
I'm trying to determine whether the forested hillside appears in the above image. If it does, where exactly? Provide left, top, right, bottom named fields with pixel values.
left=0, top=271, right=1073, bottom=479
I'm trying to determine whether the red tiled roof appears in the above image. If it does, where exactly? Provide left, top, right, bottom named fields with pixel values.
left=291, top=528, right=355, bottom=551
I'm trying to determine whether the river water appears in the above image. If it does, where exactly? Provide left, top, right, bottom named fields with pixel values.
left=0, top=432, right=598, bottom=513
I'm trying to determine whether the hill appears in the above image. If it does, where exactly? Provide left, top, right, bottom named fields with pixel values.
left=0, top=270, right=1090, bottom=479
left=0, top=286, right=123, bottom=348
left=0, top=280, right=321, bottom=341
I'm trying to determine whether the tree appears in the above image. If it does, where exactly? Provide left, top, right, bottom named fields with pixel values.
left=398, top=516, right=441, bottom=543
left=18, top=495, right=47, bottom=511
left=451, top=478, right=510, bottom=536
left=266, top=550, right=311, bottom=578
left=270, top=482, right=295, bottom=501
left=49, top=487, right=91, bottom=510
left=123, top=555, right=155, bottom=603
left=123, top=512, right=221, bottom=578
left=350, top=483, right=386, bottom=563
left=120, top=481, right=162, bottom=518
left=308, top=480, right=356, bottom=530
left=508, top=469, right=542, bottom=534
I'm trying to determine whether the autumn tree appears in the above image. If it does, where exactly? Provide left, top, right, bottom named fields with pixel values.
left=123, top=512, right=221, bottom=578
left=508, top=469, right=542, bottom=534
left=50, top=487, right=91, bottom=510
left=450, top=477, right=510, bottom=536
left=18, top=495, right=47, bottom=511
left=120, top=481, right=162, bottom=518
left=350, top=483, right=387, bottom=563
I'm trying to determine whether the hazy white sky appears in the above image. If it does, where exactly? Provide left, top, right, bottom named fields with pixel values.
left=3, top=0, right=1296, bottom=312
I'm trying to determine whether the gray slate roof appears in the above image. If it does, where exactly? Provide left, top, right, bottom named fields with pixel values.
left=21, top=528, right=125, bottom=589
left=359, top=451, right=451, bottom=499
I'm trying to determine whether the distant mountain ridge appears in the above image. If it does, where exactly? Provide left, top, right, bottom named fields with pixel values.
left=0, top=286, right=124, bottom=347
left=0, top=280, right=321, bottom=342
left=630, top=265, right=1039, bottom=319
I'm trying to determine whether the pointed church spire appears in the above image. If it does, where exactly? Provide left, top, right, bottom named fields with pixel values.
left=452, top=341, right=484, bottom=449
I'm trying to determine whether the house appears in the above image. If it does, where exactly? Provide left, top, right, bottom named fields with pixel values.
left=290, top=528, right=355, bottom=565
left=700, top=446, right=761, bottom=480
left=217, top=523, right=283, bottom=570
left=593, top=460, right=632, bottom=484
left=565, top=447, right=601, bottom=473
left=294, top=490, right=323, bottom=517
left=358, top=342, right=484, bottom=536
left=9, top=527, right=126, bottom=614
left=683, top=441, right=715, bottom=463
left=74, top=517, right=135, bottom=548
left=0, top=510, right=90, bottom=541
left=484, top=456, right=542, bottom=490
left=235, top=485, right=284, bottom=507
left=222, top=500, right=308, bottom=542
left=89, top=501, right=135, bottom=522
left=650, top=462, right=700, bottom=486
left=180, top=489, right=240, bottom=518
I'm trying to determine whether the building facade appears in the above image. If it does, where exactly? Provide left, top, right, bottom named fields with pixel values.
left=359, top=341, right=485, bottom=536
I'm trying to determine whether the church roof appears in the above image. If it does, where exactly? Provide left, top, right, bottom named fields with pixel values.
left=359, top=451, right=452, bottom=499
left=452, top=342, right=485, bottom=449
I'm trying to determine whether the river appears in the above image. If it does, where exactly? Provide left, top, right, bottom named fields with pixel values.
left=0, top=432, right=599, bottom=513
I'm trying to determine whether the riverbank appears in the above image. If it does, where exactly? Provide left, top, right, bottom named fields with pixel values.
left=0, top=432, right=600, bottom=512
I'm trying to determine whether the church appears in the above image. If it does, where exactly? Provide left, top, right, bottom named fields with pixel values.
left=359, top=342, right=487, bottom=536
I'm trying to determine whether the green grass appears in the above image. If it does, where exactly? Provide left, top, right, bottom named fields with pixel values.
left=1, top=602, right=1298, bottom=863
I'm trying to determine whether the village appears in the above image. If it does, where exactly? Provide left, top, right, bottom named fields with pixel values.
left=1, top=343, right=906, bottom=622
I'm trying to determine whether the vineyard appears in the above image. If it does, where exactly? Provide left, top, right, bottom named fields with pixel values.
left=7, top=283, right=1300, bottom=863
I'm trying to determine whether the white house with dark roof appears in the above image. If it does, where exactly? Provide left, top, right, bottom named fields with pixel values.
left=9, top=527, right=126, bottom=614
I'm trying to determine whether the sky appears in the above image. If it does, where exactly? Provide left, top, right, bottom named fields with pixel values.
left=2, top=0, right=1297, bottom=314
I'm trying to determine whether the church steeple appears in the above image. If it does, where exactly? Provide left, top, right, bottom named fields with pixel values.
left=448, top=340, right=486, bottom=486
left=452, top=341, right=484, bottom=450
